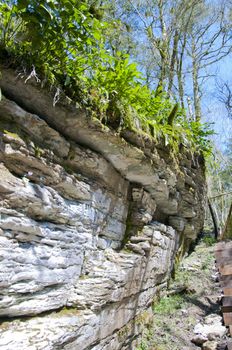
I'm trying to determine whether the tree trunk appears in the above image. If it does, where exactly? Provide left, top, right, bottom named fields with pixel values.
left=177, top=69, right=185, bottom=109
left=191, top=38, right=201, bottom=121
left=208, top=199, right=219, bottom=239
left=167, top=30, right=179, bottom=96
left=157, top=0, right=169, bottom=91
left=222, top=202, right=232, bottom=240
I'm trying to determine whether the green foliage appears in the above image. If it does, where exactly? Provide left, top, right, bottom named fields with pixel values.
left=201, top=254, right=213, bottom=270
left=0, top=0, right=106, bottom=87
left=153, top=294, right=185, bottom=315
left=0, top=0, right=213, bottom=156
left=135, top=341, right=149, bottom=350
left=202, top=234, right=216, bottom=246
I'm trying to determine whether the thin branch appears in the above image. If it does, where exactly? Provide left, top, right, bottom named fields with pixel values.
left=209, top=192, right=232, bottom=200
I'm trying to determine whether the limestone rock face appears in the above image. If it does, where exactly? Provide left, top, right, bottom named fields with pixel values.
left=0, top=70, right=206, bottom=350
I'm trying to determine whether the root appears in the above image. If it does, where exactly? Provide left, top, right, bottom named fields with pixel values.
left=53, top=87, right=61, bottom=107
left=24, top=65, right=41, bottom=84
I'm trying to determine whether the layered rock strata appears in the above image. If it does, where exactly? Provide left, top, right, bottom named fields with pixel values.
left=0, top=68, right=206, bottom=349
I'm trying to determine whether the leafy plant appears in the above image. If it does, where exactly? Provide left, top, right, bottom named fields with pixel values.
left=135, top=341, right=149, bottom=350
left=0, top=0, right=214, bottom=157
left=202, top=234, right=216, bottom=246
left=153, top=294, right=185, bottom=315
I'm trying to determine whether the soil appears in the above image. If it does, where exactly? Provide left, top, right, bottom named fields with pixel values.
left=137, top=237, right=231, bottom=350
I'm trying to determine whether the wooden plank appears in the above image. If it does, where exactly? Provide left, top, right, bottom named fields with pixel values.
left=215, top=242, right=226, bottom=252
left=215, top=241, right=232, bottom=345
left=215, top=250, right=232, bottom=259
left=222, top=296, right=232, bottom=305
left=216, top=256, right=232, bottom=267
left=215, top=254, right=232, bottom=268
left=222, top=296, right=232, bottom=313
left=222, top=305, right=232, bottom=313
left=228, top=339, right=232, bottom=350
left=223, top=312, right=232, bottom=325
left=223, top=287, right=232, bottom=296
left=215, top=241, right=232, bottom=252
left=219, top=264, right=232, bottom=276
left=216, top=248, right=232, bottom=256
left=220, top=275, right=232, bottom=288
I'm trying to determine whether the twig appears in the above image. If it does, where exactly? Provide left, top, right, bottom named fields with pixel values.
left=209, top=191, right=232, bottom=200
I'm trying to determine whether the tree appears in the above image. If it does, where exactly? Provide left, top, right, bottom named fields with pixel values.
left=184, top=1, right=232, bottom=121
left=206, top=138, right=232, bottom=234
left=216, top=80, right=232, bottom=119
left=101, top=0, right=232, bottom=121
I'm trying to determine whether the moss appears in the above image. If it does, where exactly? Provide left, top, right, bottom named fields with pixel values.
left=121, top=248, right=133, bottom=254
left=167, top=103, right=179, bottom=126
left=62, top=163, right=74, bottom=175
left=117, top=323, right=132, bottom=341
left=53, top=306, right=81, bottom=317
left=91, top=116, right=110, bottom=132
left=121, top=218, right=133, bottom=248
left=78, top=274, right=89, bottom=280
left=67, top=144, right=76, bottom=161
left=117, top=310, right=152, bottom=345
left=34, top=145, right=44, bottom=158
left=0, top=119, right=30, bottom=145
left=3, top=129, right=21, bottom=140
left=135, top=310, right=151, bottom=326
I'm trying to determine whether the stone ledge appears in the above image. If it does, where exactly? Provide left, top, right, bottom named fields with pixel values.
left=0, top=68, right=180, bottom=215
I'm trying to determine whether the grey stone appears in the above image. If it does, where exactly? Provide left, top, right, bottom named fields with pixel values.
left=202, top=341, right=218, bottom=350
left=194, top=322, right=227, bottom=339
left=191, top=334, right=208, bottom=345
left=125, top=243, right=145, bottom=255
left=169, top=216, right=186, bottom=232
left=0, top=82, right=206, bottom=349
left=0, top=96, right=70, bottom=158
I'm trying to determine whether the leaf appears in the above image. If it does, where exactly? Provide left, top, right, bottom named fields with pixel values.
left=38, top=4, right=53, bottom=21
left=17, top=0, right=30, bottom=11
left=64, top=75, right=71, bottom=86
left=92, top=30, right=101, bottom=40
left=146, top=25, right=153, bottom=39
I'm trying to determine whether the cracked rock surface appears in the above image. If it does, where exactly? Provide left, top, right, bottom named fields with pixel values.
left=0, top=70, right=206, bottom=349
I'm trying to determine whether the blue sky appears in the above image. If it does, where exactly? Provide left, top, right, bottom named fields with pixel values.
left=201, top=54, right=232, bottom=150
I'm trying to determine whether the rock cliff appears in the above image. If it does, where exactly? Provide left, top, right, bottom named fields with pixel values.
left=0, top=68, right=206, bottom=349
